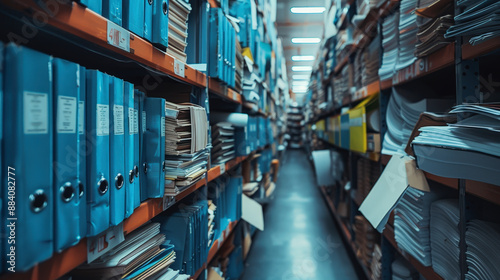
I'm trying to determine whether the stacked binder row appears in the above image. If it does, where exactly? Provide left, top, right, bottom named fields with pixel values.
left=396, top=0, right=418, bottom=70
left=415, top=6, right=454, bottom=58
left=211, top=122, right=236, bottom=165
left=209, top=8, right=237, bottom=88
left=164, top=101, right=208, bottom=194
left=430, top=199, right=460, bottom=280
left=412, top=104, right=500, bottom=186
left=166, top=0, right=191, bottom=62
left=378, top=11, right=400, bottom=80
left=72, top=223, right=185, bottom=280
left=445, top=0, right=500, bottom=46
left=154, top=200, right=209, bottom=276
left=465, top=220, right=500, bottom=279
left=235, top=116, right=258, bottom=155
left=1, top=43, right=170, bottom=271
left=394, top=187, right=441, bottom=266
left=361, top=34, right=380, bottom=87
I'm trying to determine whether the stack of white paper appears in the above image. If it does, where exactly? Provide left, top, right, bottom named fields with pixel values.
left=211, top=122, right=235, bottom=164
left=379, top=11, right=400, bottom=80
left=430, top=199, right=460, bottom=280
left=167, top=0, right=192, bottom=62
left=165, top=149, right=209, bottom=194
left=465, top=220, right=500, bottom=280
left=208, top=201, right=216, bottom=248
left=242, top=58, right=261, bottom=104
left=396, top=0, right=418, bottom=70
left=394, top=187, right=441, bottom=266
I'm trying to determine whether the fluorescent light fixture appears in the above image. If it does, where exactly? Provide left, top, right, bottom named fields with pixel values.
left=293, top=75, right=310, bottom=80
left=291, top=7, right=326, bottom=14
left=291, top=37, right=320, bottom=44
left=292, top=81, right=309, bottom=86
left=292, top=55, right=315, bottom=61
left=294, top=89, right=308, bottom=93
left=292, top=66, right=312, bottom=72
left=293, top=86, right=308, bottom=91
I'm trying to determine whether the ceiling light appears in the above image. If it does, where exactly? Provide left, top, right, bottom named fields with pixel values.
left=293, top=75, right=310, bottom=80
left=292, top=55, right=315, bottom=61
left=293, top=86, right=308, bottom=91
left=291, top=37, right=320, bottom=44
left=290, top=7, right=326, bottom=14
left=294, top=89, right=308, bottom=93
left=292, top=81, right=309, bottom=86
left=292, top=66, right=312, bottom=72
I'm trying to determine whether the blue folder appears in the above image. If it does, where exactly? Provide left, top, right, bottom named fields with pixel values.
left=3, top=44, right=54, bottom=271
left=144, top=0, right=153, bottom=41
left=135, top=90, right=148, bottom=202
left=52, top=58, right=82, bottom=252
left=80, top=0, right=102, bottom=15
left=102, top=0, right=122, bottom=25
left=109, top=76, right=126, bottom=226
left=78, top=66, right=87, bottom=239
left=143, top=97, right=166, bottom=200
left=133, top=90, right=142, bottom=207
left=123, top=0, right=144, bottom=37
left=152, top=0, right=169, bottom=49
left=124, top=82, right=136, bottom=218
left=86, top=70, right=110, bottom=236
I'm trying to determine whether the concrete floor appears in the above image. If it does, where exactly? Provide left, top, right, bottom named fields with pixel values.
left=240, top=149, right=359, bottom=280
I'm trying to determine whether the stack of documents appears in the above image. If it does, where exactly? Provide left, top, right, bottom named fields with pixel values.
left=155, top=200, right=208, bottom=276
left=362, top=34, right=380, bottom=86
left=430, top=199, right=460, bottom=280
left=394, top=187, right=441, bottom=266
left=164, top=149, right=209, bottom=194
left=412, top=104, right=500, bottom=185
left=415, top=14, right=454, bottom=57
left=371, top=244, right=382, bottom=280
left=391, top=257, right=418, bottom=280
left=72, top=223, right=177, bottom=279
left=356, top=158, right=380, bottom=204
left=208, top=201, right=217, bottom=247
left=208, top=176, right=242, bottom=242
left=235, top=41, right=243, bottom=92
left=396, top=0, right=418, bottom=70
left=211, top=122, right=235, bottom=165
left=445, top=0, right=500, bottom=46
left=378, top=11, right=400, bottom=80
left=353, top=215, right=378, bottom=268
left=242, top=58, right=261, bottom=104
left=465, top=220, right=500, bottom=279
left=354, top=51, right=363, bottom=90
left=167, top=0, right=192, bottom=62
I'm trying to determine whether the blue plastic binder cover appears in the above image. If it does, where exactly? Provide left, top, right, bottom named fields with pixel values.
left=52, top=58, right=81, bottom=252
left=186, top=0, right=208, bottom=64
left=123, top=0, right=144, bottom=36
left=102, top=0, right=122, bottom=25
left=208, top=8, right=222, bottom=80
left=123, top=82, right=136, bottom=218
left=86, top=70, right=110, bottom=236
left=78, top=66, right=87, bottom=239
left=229, top=0, right=250, bottom=48
left=156, top=213, right=189, bottom=273
left=152, top=0, right=169, bottom=49
left=109, top=77, right=126, bottom=226
left=134, top=90, right=147, bottom=203
left=144, top=0, right=153, bottom=41
left=340, top=114, right=350, bottom=150
left=133, top=90, right=142, bottom=207
left=227, top=176, right=242, bottom=222
left=80, top=0, right=102, bottom=14
left=143, top=97, right=166, bottom=200
left=234, top=127, right=248, bottom=156
left=3, top=44, right=53, bottom=271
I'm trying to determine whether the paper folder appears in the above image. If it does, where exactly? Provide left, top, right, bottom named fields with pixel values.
left=102, top=0, right=122, bottom=25
left=124, top=82, right=137, bottom=218
left=133, top=90, right=142, bottom=207
left=123, top=0, right=144, bottom=36
left=3, top=44, right=54, bottom=271
left=86, top=70, right=110, bottom=236
left=152, top=0, right=169, bottom=49
left=80, top=0, right=102, bottom=15
left=109, top=76, right=126, bottom=226
left=78, top=65, right=87, bottom=239
left=144, top=0, right=153, bottom=41
left=135, top=90, right=149, bottom=202
left=142, top=97, right=166, bottom=200
left=52, top=58, right=82, bottom=252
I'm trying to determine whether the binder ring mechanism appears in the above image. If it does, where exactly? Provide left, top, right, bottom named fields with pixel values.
left=115, top=173, right=124, bottom=189
left=79, top=181, right=84, bottom=198
left=162, top=1, right=168, bottom=15
left=29, top=189, right=48, bottom=213
left=133, top=165, right=139, bottom=178
left=129, top=169, right=135, bottom=184
left=60, top=182, right=75, bottom=202
left=98, top=177, right=109, bottom=195
left=148, top=0, right=153, bottom=5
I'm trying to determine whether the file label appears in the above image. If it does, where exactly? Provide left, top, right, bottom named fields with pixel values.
left=113, top=105, right=125, bottom=135
left=106, top=21, right=130, bottom=52
left=23, top=92, right=48, bottom=134
left=128, top=108, right=135, bottom=134
left=96, top=104, right=110, bottom=136
left=174, top=59, right=185, bottom=78
left=78, top=101, right=85, bottom=135
left=87, top=223, right=125, bottom=263
left=57, top=96, right=77, bottom=133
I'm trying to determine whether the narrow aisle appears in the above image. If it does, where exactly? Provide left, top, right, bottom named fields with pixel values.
left=241, top=149, right=358, bottom=280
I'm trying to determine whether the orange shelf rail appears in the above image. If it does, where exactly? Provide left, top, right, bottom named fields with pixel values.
left=208, top=156, right=246, bottom=183
left=1, top=0, right=206, bottom=88
left=462, top=37, right=500, bottom=60
left=208, top=78, right=243, bottom=104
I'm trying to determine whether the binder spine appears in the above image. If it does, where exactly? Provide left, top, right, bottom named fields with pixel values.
left=124, top=82, right=136, bottom=218
left=152, top=0, right=169, bottom=49
left=123, top=0, right=144, bottom=37
left=78, top=66, right=87, bottom=239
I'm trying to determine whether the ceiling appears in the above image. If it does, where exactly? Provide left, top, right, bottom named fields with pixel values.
left=276, top=0, right=327, bottom=100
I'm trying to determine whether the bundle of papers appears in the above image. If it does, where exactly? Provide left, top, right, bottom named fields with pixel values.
left=378, top=11, right=400, bottom=80
left=353, top=215, right=377, bottom=267
left=362, top=34, right=380, bottom=86
left=164, top=149, right=209, bottom=194
left=465, top=220, right=500, bottom=280
left=371, top=244, right=382, bottom=280
left=394, top=187, right=441, bottom=266
left=212, top=122, right=236, bottom=165
left=396, top=0, right=418, bottom=70
left=445, top=0, right=500, bottom=46
left=208, top=201, right=217, bottom=247
left=167, top=0, right=192, bottom=62
left=391, top=257, right=418, bottom=280
left=72, top=223, right=177, bottom=280
left=415, top=14, right=454, bottom=57
left=430, top=199, right=460, bottom=280
left=242, top=58, right=261, bottom=104
left=412, top=104, right=500, bottom=185
left=235, top=41, right=243, bottom=92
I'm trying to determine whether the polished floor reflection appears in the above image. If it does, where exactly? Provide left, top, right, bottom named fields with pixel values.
left=241, top=149, right=359, bottom=280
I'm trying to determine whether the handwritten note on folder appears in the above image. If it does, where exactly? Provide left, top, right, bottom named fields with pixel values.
left=359, top=154, right=429, bottom=232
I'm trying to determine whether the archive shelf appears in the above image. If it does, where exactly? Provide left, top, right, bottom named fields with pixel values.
left=207, top=156, right=246, bottom=183
left=0, top=0, right=207, bottom=88
left=208, top=78, right=243, bottom=104
left=317, top=137, right=381, bottom=162
left=207, top=220, right=240, bottom=264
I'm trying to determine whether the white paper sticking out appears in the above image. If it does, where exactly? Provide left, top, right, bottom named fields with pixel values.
left=242, top=194, right=264, bottom=231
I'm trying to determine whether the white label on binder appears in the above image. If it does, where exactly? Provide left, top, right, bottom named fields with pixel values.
left=113, top=105, right=124, bottom=135
left=174, top=59, right=185, bottom=78
left=106, top=21, right=130, bottom=52
left=57, top=96, right=77, bottom=133
left=142, top=111, right=146, bottom=132
left=79, top=101, right=85, bottom=135
left=161, top=117, right=166, bottom=137
left=96, top=104, right=110, bottom=136
left=87, top=222, right=125, bottom=263
left=128, top=108, right=135, bottom=135
left=133, top=109, right=139, bottom=134
left=219, top=164, right=226, bottom=174
left=24, top=92, right=49, bottom=134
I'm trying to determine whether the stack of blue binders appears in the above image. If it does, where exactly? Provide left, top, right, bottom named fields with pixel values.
left=209, top=8, right=236, bottom=88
